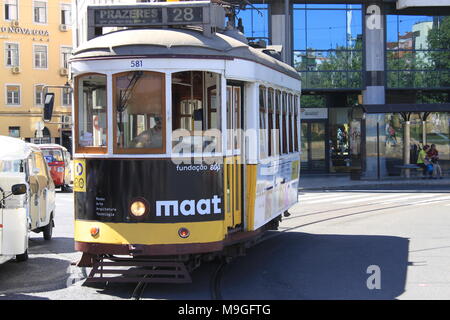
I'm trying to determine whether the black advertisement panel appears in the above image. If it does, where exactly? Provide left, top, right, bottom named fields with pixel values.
left=75, top=159, right=224, bottom=223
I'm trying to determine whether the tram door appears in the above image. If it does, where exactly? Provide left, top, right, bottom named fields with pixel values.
left=224, top=83, right=243, bottom=230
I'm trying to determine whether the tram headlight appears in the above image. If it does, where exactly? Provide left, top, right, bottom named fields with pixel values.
left=130, top=198, right=148, bottom=217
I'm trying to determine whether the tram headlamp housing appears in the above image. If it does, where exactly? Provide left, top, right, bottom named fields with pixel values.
left=90, top=227, right=99, bottom=237
left=129, top=198, right=149, bottom=218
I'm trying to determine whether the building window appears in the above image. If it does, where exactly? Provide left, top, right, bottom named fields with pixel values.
left=5, top=43, right=19, bottom=67
left=62, top=87, right=71, bottom=106
left=8, top=126, right=20, bottom=138
left=61, top=46, right=72, bottom=69
left=387, top=15, right=450, bottom=89
left=33, top=1, right=47, bottom=24
left=34, top=45, right=47, bottom=68
left=61, top=3, right=71, bottom=25
left=293, top=4, right=363, bottom=89
left=6, top=85, right=20, bottom=105
left=4, top=0, right=18, bottom=20
left=35, top=85, right=44, bottom=106
left=236, top=4, right=269, bottom=41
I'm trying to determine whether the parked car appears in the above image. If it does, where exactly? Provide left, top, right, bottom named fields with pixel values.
left=38, top=144, right=72, bottom=192
left=0, top=136, right=55, bottom=264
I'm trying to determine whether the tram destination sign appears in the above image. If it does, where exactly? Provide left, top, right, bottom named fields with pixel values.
left=94, top=7, right=163, bottom=26
left=90, top=3, right=213, bottom=28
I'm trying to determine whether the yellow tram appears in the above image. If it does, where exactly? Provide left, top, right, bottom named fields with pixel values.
left=68, top=1, right=301, bottom=283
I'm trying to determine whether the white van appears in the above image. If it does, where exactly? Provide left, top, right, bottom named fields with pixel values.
left=0, top=136, right=55, bottom=264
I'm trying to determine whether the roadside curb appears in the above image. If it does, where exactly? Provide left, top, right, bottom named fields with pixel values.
left=299, top=180, right=450, bottom=191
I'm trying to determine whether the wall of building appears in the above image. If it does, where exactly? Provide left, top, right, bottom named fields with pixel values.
left=0, top=0, right=73, bottom=142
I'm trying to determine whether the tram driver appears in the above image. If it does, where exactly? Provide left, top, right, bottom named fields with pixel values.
left=130, top=116, right=163, bottom=149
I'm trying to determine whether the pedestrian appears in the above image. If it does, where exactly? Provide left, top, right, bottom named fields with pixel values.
left=417, top=145, right=433, bottom=179
left=427, top=144, right=443, bottom=179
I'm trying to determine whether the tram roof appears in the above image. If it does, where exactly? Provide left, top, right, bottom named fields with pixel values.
left=72, top=28, right=301, bottom=81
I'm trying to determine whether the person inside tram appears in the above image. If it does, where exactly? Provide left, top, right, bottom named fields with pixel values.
left=79, top=130, right=93, bottom=147
left=130, top=116, right=163, bottom=149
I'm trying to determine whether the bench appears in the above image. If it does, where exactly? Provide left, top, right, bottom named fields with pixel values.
left=395, top=164, right=421, bottom=178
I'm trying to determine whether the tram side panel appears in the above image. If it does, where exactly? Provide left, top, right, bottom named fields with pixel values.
left=74, top=158, right=226, bottom=246
left=249, top=154, right=300, bottom=231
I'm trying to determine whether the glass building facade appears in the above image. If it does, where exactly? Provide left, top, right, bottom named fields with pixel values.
left=293, top=4, right=363, bottom=90
left=387, top=15, right=450, bottom=89
left=238, top=1, right=450, bottom=177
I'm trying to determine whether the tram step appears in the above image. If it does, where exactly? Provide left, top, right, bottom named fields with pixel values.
left=85, top=256, right=192, bottom=284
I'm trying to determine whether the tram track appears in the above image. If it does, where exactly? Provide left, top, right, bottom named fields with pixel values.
left=131, top=272, right=152, bottom=300
left=130, top=261, right=228, bottom=300
left=263, top=196, right=450, bottom=243
left=210, top=261, right=226, bottom=300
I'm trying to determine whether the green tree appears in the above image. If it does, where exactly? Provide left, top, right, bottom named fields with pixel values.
left=428, top=16, right=450, bottom=87
left=294, top=37, right=363, bottom=89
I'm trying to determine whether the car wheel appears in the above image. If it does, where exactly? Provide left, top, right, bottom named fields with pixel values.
left=16, top=249, right=28, bottom=262
left=43, top=214, right=54, bottom=240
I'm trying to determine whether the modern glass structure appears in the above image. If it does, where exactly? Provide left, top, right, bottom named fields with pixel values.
left=238, top=0, right=450, bottom=177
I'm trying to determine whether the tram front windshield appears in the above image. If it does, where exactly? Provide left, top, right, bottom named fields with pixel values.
left=114, top=71, right=165, bottom=153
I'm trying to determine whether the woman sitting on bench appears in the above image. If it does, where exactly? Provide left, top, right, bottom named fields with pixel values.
left=417, top=145, right=433, bottom=179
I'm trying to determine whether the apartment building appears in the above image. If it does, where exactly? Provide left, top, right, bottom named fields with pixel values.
left=0, top=0, right=73, bottom=150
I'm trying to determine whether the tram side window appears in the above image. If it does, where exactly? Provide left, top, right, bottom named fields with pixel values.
left=76, top=74, right=107, bottom=151
left=267, top=88, right=274, bottom=157
left=274, top=90, right=281, bottom=156
left=294, top=95, right=299, bottom=152
left=288, top=93, right=294, bottom=153
left=114, top=71, right=165, bottom=153
left=282, top=92, right=287, bottom=155
left=259, top=86, right=268, bottom=159
left=172, top=71, right=221, bottom=153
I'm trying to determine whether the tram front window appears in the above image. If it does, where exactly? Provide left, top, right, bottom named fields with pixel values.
left=76, top=74, right=107, bottom=151
left=114, top=71, right=165, bottom=154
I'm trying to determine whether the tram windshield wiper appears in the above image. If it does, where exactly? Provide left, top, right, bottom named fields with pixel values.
left=117, top=71, right=143, bottom=113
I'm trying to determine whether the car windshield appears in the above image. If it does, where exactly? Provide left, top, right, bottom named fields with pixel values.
left=0, top=160, right=23, bottom=173
left=41, top=149, right=63, bottom=162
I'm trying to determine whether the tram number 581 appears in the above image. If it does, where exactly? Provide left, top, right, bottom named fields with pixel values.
left=130, top=60, right=143, bottom=68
